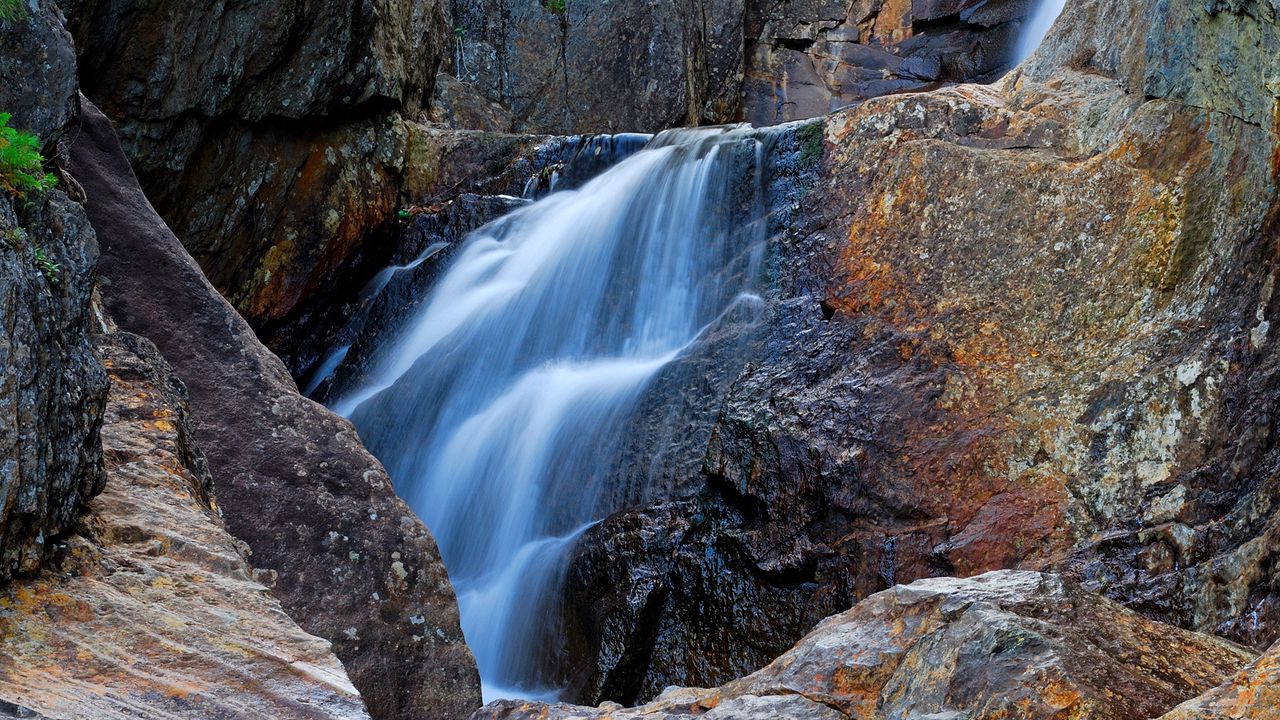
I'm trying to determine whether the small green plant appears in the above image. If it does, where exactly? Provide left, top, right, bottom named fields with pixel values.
left=453, top=26, right=466, bottom=36
left=545, top=0, right=566, bottom=13
left=31, top=245, right=59, bottom=284
left=0, top=0, right=25, bottom=22
left=0, top=113, right=56, bottom=197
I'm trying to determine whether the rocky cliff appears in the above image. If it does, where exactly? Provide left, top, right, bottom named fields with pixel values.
left=547, top=0, right=1280, bottom=702
left=0, top=0, right=106, bottom=584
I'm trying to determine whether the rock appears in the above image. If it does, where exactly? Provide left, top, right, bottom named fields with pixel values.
left=0, top=188, right=107, bottom=584
left=0, top=0, right=79, bottom=141
left=62, top=0, right=450, bottom=349
left=0, top=0, right=108, bottom=584
left=448, top=0, right=745, bottom=133
left=65, top=100, right=481, bottom=720
left=477, top=572, right=1256, bottom=720
left=743, top=0, right=1032, bottom=124
left=552, top=0, right=1280, bottom=699
left=0, top=331, right=370, bottom=720
left=431, top=73, right=515, bottom=132
left=1160, top=640, right=1280, bottom=719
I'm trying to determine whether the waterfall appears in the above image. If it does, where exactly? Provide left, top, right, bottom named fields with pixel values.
left=333, top=126, right=770, bottom=700
left=1012, top=0, right=1068, bottom=65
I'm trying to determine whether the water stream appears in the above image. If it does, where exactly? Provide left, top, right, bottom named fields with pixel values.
left=333, top=126, right=770, bottom=700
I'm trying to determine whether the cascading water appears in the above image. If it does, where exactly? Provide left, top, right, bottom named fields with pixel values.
left=332, top=126, right=770, bottom=700
left=1012, top=0, right=1069, bottom=64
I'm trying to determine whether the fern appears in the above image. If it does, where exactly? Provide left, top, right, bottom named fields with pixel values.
left=0, top=0, right=25, bottom=22
left=0, top=113, right=56, bottom=197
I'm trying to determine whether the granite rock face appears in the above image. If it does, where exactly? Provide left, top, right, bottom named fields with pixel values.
left=478, top=572, right=1256, bottom=720
left=63, top=0, right=450, bottom=344
left=1160, top=640, right=1280, bottom=720
left=550, top=0, right=1280, bottom=701
left=0, top=332, right=370, bottom=720
left=0, top=0, right=108, bottom=584
left=448, top=0, right=746, bottom=134
left=65, top=101, right=481, bottom=720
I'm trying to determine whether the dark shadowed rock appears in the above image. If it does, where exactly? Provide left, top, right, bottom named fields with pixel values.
left=0, top=332, right=371, bottom=720
left=743, top=0, right=1033, bottom=124
left=65, top=100, right=481, bottom=720
left=479, top=572, right=1256, bottom=720
left=448, top=0, right=745, bottom=134
left=0, top=0, right=108, bottom=584
left=62, top=0, right=450, bottom=347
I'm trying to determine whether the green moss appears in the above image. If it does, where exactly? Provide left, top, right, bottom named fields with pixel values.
left=0, top=113, right=56, bottom=197
left=545, top=0, right=566, bottom=13
left=797, top=121, right=825, bottom=168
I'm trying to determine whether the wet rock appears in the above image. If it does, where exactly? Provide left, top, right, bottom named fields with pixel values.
left=480, top=572, right=1256, bottom=720
left=743, top=0, right=1033, bottom=124
left=555, top=0, right=1280, bottom=700
left=65, top=101, right=481, bottom=720
left=0, top=332, right=370, bottom=720
left=0, top=0, right=108, bottom=584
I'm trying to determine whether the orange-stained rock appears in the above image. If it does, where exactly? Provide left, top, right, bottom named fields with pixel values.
left=1160, top=641, right=1280, bottom=720
left=477, top=572, right=1256, bottom=720
left=0, top=332, right=370, bottom=720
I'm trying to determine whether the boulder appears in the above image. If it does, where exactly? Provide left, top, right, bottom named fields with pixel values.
left=478, top=572, right=1256, bottom=719
left=65, top=100, right=481, bottom=720
left=0, top=332, right=370, bottom=720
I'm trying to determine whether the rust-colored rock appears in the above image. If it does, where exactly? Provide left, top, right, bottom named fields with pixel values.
left=1161, top=641, right=1280, bottom=719
left=0, top=332, right=370, bottom=720
left=477, top=572, right=1255, bottom=720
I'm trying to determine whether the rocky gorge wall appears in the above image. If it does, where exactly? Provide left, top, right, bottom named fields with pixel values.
left=542, top=0, right=1280, bottom=703
left=0, top=0, right=106, bottom=585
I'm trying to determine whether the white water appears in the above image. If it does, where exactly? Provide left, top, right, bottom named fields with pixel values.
left=1012, top=0, right=1069, bottom=65
left=335, top=127, right=769, bottom=699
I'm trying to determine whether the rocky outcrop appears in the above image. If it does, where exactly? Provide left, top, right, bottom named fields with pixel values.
left=480, top=572, right=1256, bottom=719
left=743, top=0, right=1032, bottom=124
left=1160, top=640, right=1280, bottom=719
left=62, top=0, right=451, bottom=347
left=548, top=0, right=1280, bottom=701
left=0, top=0, right=108, bottom=583
left=0, top=332, right=370, bottom=720
left=65, top=101, right=481, bottom=720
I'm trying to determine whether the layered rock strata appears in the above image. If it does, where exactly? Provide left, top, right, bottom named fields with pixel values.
left=0, top=333, right=371, bottom=720
left=65, top=101, right=481, bottom=720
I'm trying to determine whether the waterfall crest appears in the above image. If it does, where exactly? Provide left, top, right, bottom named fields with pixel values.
left=1012, top=0, right=1069, bottom=65
left=335, top=126, right=770, bottom=699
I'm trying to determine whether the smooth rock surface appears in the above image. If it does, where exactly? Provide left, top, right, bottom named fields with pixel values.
left=0, top=332, right=370, bottom=720
left=478, top=572, right=1256, bottom=719
left=65, top=100, right=481, bottom=720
